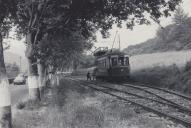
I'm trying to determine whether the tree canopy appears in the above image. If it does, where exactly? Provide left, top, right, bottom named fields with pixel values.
left=173, top=7, right=189, bottom=25
left=14, top=0, right=182, bottom=64
left=38, top=31, right=93, bottom=71
left=16, top=0, right=182, bottom=39
left=0, top=0, right=17, bottom=36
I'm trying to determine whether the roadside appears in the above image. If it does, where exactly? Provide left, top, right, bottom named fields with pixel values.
left=10, top=84, right=28, bottom=105
left=12, top=77, right=185, bottom=128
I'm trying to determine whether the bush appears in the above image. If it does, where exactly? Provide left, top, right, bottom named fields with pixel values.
left=184, top=61, right=191, bottom=72
left=131, top=62, right=191, bottom=93
left=16, top=102, right=26, bottom=110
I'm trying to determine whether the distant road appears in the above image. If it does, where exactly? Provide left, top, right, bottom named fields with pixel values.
left=10, top=84, right=28, bottom=105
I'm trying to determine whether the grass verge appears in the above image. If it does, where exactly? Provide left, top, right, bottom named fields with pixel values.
left=13, top=78, right=186, bottom=128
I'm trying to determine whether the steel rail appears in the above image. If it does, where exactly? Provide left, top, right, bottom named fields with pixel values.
left=122, top=84, right=187, bottom=107
left=70, top=78, right=191, bottom=113
left=126, top=82, right=191, bottom=101
left=69, top=78, right=191, bottom=128
left=73, top=77, right=191, bottom=101
left=96, top=84, right=191, bottom=115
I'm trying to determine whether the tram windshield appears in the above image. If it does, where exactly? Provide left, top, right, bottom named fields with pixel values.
left=124, top=57, right=129, bottom=65
left=118, top=57, right=129, bottom=66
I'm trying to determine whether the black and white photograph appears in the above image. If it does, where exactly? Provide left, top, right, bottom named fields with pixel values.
left=0, top=0, right=191, bottom=128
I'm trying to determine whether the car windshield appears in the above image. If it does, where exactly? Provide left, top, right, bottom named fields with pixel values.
left=16, top=74, right=24, bottom=79
left=18, top=74, right=24, bottom=77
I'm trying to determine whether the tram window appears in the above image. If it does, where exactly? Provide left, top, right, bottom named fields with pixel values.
left=104, top=60, right=106, bottom=67
left=101, top=60, right=104, bottom=67
left=98, top=60, right=106, bottom=68
left=106, top=59, right=109, bottom=68
left=118, top=57, right=124, bottom=66
left=111, top=57, right=117, bottom=66
left=98, top=61, right=100, bottom=67
left=124, top=57, right=129, bottom=65
left=98, top=61, right=102, bottom=67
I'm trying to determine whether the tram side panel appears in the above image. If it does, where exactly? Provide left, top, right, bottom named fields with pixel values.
left=95, top=53, right=130, bottom=80
left=95, top=57, right=109, bottom=79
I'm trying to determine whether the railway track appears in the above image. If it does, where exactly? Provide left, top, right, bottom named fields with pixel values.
left=125, top=82, right=191, bottom=101
left=68, top=77, right=191, bottom=128
left=121, top=84, right=191, bottom=110
left=85, top=79, right=191, bottom=110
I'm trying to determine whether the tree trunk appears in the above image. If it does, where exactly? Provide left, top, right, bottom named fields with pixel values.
left=55, top=72, right=60, bottom=86
left=73, top=60, right=79, bottom=71
left=38, top=61, right=46, bottom=94
left=47, top=66, right=56, bottom=86
left=51, top=74, right=56, bottom=86
left=26, top=33, right=40, bottom=101
left=0, top=34, right=12, bottom=128
left=56, top=74, right=60, bottom=86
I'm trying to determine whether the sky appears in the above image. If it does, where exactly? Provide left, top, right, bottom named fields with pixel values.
left=95, top=0, right=191, bottom=50
left=5, top=0, right=191, bottom=57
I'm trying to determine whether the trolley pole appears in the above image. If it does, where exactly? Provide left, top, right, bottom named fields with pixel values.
left=118, top=34, right=121, bottom=51
left=20, top=56, right=22, bottom=73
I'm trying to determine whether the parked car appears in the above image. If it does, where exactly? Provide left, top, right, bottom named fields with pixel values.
left=13, top=74, right=26, bottom=85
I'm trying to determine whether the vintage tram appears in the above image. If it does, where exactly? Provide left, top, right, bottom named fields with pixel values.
left=93, top=47, right=130, bottom=81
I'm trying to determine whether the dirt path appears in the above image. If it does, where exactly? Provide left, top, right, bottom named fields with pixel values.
left=10, top=84, right=28, bottom=105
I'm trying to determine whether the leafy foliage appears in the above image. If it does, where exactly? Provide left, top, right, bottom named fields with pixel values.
left=124, top=16, right=191, bottom=55
left=0, top=0, right=17, bottom=80
left=0, top=0, right=17, bottom=37
left=172, top=7, right=189, bottom=25
left=37, top=31, right=93, bottom=71
left=14, top=0, right=182, bottom=71
left=15, top=0, right=182, bottom=41
left=73, top=54, right=95, bottom=70
left=132, top=61, right=191, bottom=93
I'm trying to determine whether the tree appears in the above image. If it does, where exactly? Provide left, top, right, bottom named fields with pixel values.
left=173, top=7, right=189, bottom=25
left=0, top=0, right=17, bottom=127
left=75, top=54, right=95, bottom=69
left=37, top=30, right=93, bottom=86
left=16, top=0, right=50, bottom=100
left=15, top=0, right=182, bottom=100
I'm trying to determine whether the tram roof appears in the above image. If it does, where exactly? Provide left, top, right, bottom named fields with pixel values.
left=95, top=49, right=129, bottom=58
